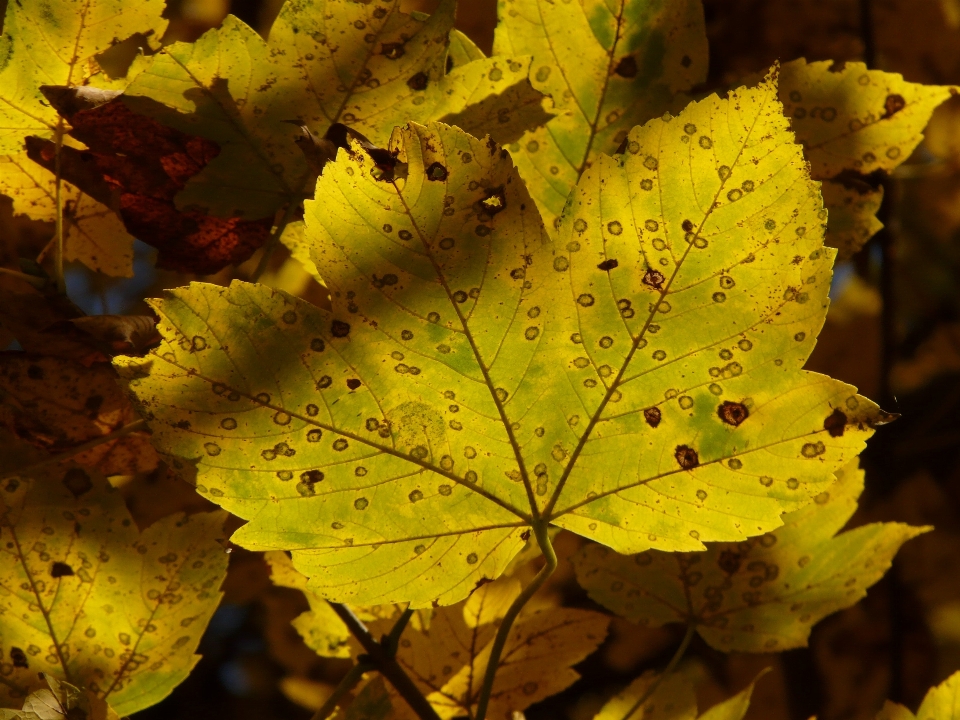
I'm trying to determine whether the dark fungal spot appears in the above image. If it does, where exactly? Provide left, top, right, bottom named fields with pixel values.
left=681, top=219, right=694, bottom=232
left=681, top=54, right=692, bottom=67
left=331, top=320, right=350, bottom=338
left=407, top=71, right=428, bottom=91
left=282, top=311, right=297, bottom=324
left=642, top=268, right=665, bottom=290
left=10, top=647, right=28, bottom=668
left=883, top=94, right=906, bottom=118
left=824, top=407, right=848, bottom=437
left=597, top=258, right=619, bottom=271
left=675, top=445, right=699, bottom=469
left=306, top=404, right=319, bottom=416
left=718, top=401, right=749, bottom=426
left=643, top=407, right=661, bottom=427
left=426, top=162, right=447, bottom=181
left=718, top=550, right=742, bottom=574
left=614, top=55, right=637, bottom=77
left=51, top=561, right=74, bottom=578
left=398, top=229, right=413, bottom=241
left=333, top=439, right=349, bottom=451
left=346, top=378, right=362, bottom=390
left=62, top=468, right=93, bottom=497
left=577, top=294, right=595, bottom=307
left=453, top=290, right=468, bottom=303
left=480, top=186, right=507, bottom=216
left=317, top=375, right=332, bottom=389
left=300, top=470, right=324, bottom=485
left=310, top=338, right=325, bottom=352
left=439, top=237, right=455, bottom=250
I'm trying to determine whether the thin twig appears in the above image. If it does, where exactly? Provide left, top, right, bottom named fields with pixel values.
left=250, top=201, right=298, bottom=283
left=309, top=661, right=372, bottom=720
left=53, top=119, right=66, bottom=294
left=0, top=419, right=147, bottom=479
left=327, top=602, right=441, bottom=720
left=619, top=623, right=696, bottom=720
left=474, top=521, right=558, bottom=720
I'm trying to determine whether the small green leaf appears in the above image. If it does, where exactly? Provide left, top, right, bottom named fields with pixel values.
left=0, top=463, right=228, bottom=715
left=494, top=0, right=708, bottom=228
left=572, top=461, right=928, bottom=652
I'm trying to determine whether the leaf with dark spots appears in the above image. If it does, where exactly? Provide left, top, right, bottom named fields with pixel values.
left=26, top=92, right=272, bottom=274
left=674, top=445, right=699, bottom=470
left=62, top=468, right=94, bottom=498
left=681, top=219, right=694, bottom=232
left=718, top=401, right=749, bottom=427
left=480, top=186, right=507, bottom=216
left=824, top=407, right=848, bottom=437
left=883, top=93, right=907, bottom=118
left=427, top=162, right=448, bottom=181
left=407, top=72, right=429, bottom=91
left=597, top=259, right=619, bottom=271
left=331, top=320, right=351, bottom=338
left=50, top=561, right=74, bottom=578
left=346, top=379, right=362, bottom=390
left=642, top=268, right=665, bottom=290
left=382, top=42, right=405, bottom=60
left=643, top=407, right=662, bottom=428
left=10, top=647, right=29, bottom=668
left=613, top=56, right=637, bottom=78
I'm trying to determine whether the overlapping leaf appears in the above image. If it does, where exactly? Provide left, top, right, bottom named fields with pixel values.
left=356, top=578, right=608, bottom=720
left=778, top=59, right=955, bottom=259
left=572, top=461, right=927, bottom=652
left=0, top=463, right=228, bottom=714
left=123, top=0, right=548, bottom=221
left=119, top=73, right=883, bottom=608
left=594, top=666, right=762, bottom=720
left=0, top=0, right=166, bottom=153
left=0, top=354, right=157, bottom=476
left=493, top=0, right=708, bottom=228
left=0, top=674, right=118, bottom=720
left=874, top=670, right=960, bottom=720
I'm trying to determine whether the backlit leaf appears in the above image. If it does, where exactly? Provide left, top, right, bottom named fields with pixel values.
left=593, top=665, right=763, bottom=720
left=494, top=0, right=708, bottom=228
left=874, top=670, right=960, bottom=719
left=572, top=461, right=928, bottom=652
left=0, top=0, right=166, bottom=153
left=778, top=59, right=955, bottom=259
left=358, top=578, right=608, bottom=720
left=0, top=464, right=228, bottom=714
left=0, top=354, right=158, bottom=476
left=123, top=0, right=547, bottom=221
left=265, top=551, right=351, bottom=658
left=119, top=73, right=883, bottom=608
left=0, top=153, right=134, bottom=277
left=0, top=674, right=118, bottom=720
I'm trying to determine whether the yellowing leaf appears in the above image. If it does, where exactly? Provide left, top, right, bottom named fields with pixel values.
left=778, top=59, right=955, bottom=259
left=0, top=153, right=134, bottom=277
left=0, top=463, right=229, bottom=715
left=119, top=74, right=883, bottom=609
left=494, top=0, right=708, bottom=228
left=872, top=671, right=960, bottom=719
left=265, top=551, right=351, bottom=658
left=0, top=354, right=157, bottom=476
left=359, top=579, right=608, bottom=720
left=0, top=674, right=119, bottom=720
left=0, top=0, right=166, bottom=153
left=572, top=461, right=928, bottom=653
left=124, top=0, right=546, bottom=220
left=594, top=665, right=763, bottom=720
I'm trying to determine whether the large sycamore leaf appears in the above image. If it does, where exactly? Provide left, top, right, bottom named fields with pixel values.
left=0, top=674, right=118, bottom=720
left=0, top=354, right=158, bottom=477
left=494, top=0, right=708, bottom=228
left=118, top=73, right=883, bottom=608
left=594, top=666, right=762, bottom=720
left=124, top=0, right=546, bottom=220
left=572, top=461, right=928, bottom=653
left=357, top=579, right=608, bottom=720
left=778, top=59, right=955, bottom=259
left=874, top=671, right=960, bottom=720
left=0, top=0, right=166, bottom=153
left=0, top=464, right=228, bottom=715
left=0, top=154, right=134, bottom=277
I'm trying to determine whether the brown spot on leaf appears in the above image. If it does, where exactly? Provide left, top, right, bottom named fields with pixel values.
left=681, top=55, right=692, bottom=68
left=718, top=401, right=749, bottom=426
left=426, top=162, right=448, bottom=181
left=823, top=407, right=847, bottom=437
left=642, top=268, right=665, bottom=290
left=382, top=42, right=405, bottom=59
left=883, top=94, right=906, bottom=118
left=407, top=72, right=429, bottom=91
left=681, top=219, right=694, bottom=232
left=346, top=378, right=362, bottom=390
left=62, top=467, right=93, bottom=497
left=597, top=259, right=619, bottom=271
left=51, top=561, right=74, bottom=578
left=675, top=445, right=699, bottom=469
left=479, top=186, right=507, bottom=216
left=643, top=407, right=662, bottom=427
left=331, top=320, right=350, bottom=338
left=10, top=647, right=28, bottom=668
left=614, top=56, right=637, bottom=78
left=718, top=550, right=742, bottom=574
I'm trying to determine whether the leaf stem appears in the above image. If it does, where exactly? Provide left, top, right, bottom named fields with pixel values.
left=382, top=607, right=414, bottom=657
left=328, top=602, right=441, bottom=720
left=250, top=200, right=298, bottom=283
left=53, top=119, right=66, bottom=294
left=473, top=520, right=557, bottom=720
left=619, top=622, right=696, bottom=720
left=0, top=419, right=147, bottom=480
left=309, top=660, right=373, bottom=720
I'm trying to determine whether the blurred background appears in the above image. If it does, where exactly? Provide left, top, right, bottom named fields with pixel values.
left=5, top=1, right=960, bottom=718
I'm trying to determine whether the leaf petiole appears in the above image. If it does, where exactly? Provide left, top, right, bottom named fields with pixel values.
left=473, top=520, right=558, bottom=720
left=309, top=660, right=374, bottom=720
left=250, top=198, right=299, bottom=283
left=619, top=622, right=697, bottom=720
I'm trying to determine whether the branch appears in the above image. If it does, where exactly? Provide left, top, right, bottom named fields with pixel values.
left=309, top=660, right=372, bottom=720
left=327, top=602, right=441, bottom=720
